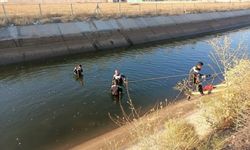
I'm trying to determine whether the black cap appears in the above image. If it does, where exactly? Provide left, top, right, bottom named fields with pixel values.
left=197, top=62, right=204, bottom=66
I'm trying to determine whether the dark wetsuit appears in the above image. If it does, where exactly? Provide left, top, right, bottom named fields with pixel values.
left=74, top=67, right=83, bottom=77
left=112, top=74, right=126, bottom=86
left=111, top=74, right=125, bottom=100
left=111, top=84, right=123, bottom=96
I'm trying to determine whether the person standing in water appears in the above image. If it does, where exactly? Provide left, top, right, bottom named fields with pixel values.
left=111, top=69, right=127, bottom=101
left=74, top=64, right=83, bottom=77
left=112, top=69, right=127, bottom=86
left=111, top=80, right=123, bottom=97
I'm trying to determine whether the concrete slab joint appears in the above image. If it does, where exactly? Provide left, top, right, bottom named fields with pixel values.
left=0, top=9, right=250, bottom=65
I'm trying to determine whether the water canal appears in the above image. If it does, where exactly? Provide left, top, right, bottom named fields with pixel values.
left=0, top=27, right=249, bottom=150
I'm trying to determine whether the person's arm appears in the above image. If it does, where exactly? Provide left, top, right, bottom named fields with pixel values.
left=111, top=85, right=115, bottom=95
left=121, top=75, right=126, bottom=81
left=112, top=75, right=116, bottom=85
left=194, top=73, right=201, bottom=83
left=201, top=74, right=211, bottom=79
left=122, top=75, right=128, bottom=85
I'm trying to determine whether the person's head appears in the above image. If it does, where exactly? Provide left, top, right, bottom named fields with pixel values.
left=114, top=69, right=120, bottom=75
left=196, top=62, right=204, bottom=70
left=79, top=64, right=82, bottom=67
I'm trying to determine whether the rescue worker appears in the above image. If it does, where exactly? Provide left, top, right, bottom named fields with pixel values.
left=74, top=64, right=83, bottom=77
left=188, top=62, right=210, bottom=96
left=111, top=80, right=122, bottom=97
left=112, top=69, right=126, bottom=87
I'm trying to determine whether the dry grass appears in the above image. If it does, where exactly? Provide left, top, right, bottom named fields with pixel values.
left=197, top=59, right=250, bottom=150
left=193, top=37, right=250, bottom=149
left=108, top=36, right=250, bottom=150
left=200, top=37, right=250, bottom=130
left=108, top=98, right=165, bottom=149
left=161, top=119, right=200, bottom=150
left=199, top=60, right=250, bottom=128
left=1, top=2, right=250, bottom=26
left=126, top=118, right=200, bottom=150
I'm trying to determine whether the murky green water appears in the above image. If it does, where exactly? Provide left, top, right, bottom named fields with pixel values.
left=0, top=27, right=250, bottom=150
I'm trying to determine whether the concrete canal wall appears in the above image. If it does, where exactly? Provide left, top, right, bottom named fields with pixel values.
left=1, top=10, right=250, bottom=65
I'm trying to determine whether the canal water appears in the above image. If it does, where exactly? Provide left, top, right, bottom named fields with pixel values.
left=0, top=27, right=249, bottom=150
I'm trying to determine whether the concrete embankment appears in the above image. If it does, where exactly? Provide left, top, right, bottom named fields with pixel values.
left=1, top=10, right=250, bottom=65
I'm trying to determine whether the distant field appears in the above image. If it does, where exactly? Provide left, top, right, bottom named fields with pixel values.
left=1, top=2, right=250, bottom=26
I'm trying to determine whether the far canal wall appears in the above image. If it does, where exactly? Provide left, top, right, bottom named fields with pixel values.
left=1, top=10, right=250, bottom=65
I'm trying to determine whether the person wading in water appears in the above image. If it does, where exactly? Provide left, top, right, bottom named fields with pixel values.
left=111, top=69, right=127, bottom=101
left=111, top=80, right=123, bottom=100
left=74, top=64, right=83, bottom=78
left=112, top=69, right=127, bottom=87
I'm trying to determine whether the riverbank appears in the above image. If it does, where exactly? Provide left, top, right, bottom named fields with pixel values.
left=70, top=95, right=201, bottom=150
left=1, top=9, right=250, bottom=65
left=222, top=110, right=250, bottom=149
left=69, top=59, right=250, bottom=150
left=69, top=86, right=228, bottom=150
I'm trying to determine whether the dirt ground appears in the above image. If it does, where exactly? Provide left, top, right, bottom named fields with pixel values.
left=223, top=111, right=250, bottom=150
left=70, top=97, right=200, bottom=150
left=68, top=83, right=230, bottom=150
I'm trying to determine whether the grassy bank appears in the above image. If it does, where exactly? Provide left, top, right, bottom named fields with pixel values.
left=1, top=2, right=250, bottom=26
left=106, top=37, right=250, bottom=150
left=71, top=59, right=249, bottom=150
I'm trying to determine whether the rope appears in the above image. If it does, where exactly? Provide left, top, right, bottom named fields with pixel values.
left=125, top=72, right=224, bottom=102
left=128, top=72, right=223, bottom=84
left=128, top=74, right=190, bottom=83
left=125, top=79, right=132, bottom=102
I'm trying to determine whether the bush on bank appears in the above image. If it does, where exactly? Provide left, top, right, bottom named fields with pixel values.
left=111, top=37, right=250, bottom=150
left=200, top=60, right=250, bottom=131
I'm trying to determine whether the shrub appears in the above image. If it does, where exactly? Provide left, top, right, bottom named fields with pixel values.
left=161, top=119, right=200, bottom=150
